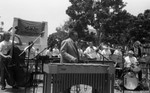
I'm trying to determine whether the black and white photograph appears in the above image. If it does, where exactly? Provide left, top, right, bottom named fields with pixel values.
left=0, top=0, right=150, bottom=93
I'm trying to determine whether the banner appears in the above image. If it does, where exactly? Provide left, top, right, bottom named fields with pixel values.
left=16, top=18, right=45, bottom=36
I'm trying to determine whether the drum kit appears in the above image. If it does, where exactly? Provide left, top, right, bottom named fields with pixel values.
left=113, top=54, right=150, bottom=91
left=124, top=71, right=139, bottom=90
left=115, top=68, right=140, bottom=90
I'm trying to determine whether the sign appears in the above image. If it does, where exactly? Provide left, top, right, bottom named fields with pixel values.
left=16, top=18, right=45, bottom=36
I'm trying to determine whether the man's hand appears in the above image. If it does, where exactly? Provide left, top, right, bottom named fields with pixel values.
left=71, top=58, right=78, bottom=63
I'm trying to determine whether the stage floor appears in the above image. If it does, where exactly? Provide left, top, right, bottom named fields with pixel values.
left=0, top=84, right=149, bottom=93
left=0, top=83, right=43, bottom=93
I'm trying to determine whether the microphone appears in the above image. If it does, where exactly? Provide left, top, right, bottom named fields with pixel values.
left=40, top=31, right=45, bottom=37
left=8, top=27, right=13, bottom=32
left=15, top=26, right=18, bottom=30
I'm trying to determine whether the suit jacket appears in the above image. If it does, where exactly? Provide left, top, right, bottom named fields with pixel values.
left=60, top=38, right=79, bottom=63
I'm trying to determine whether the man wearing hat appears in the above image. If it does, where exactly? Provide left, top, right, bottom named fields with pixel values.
left=124, top=50, right=137, bottom=67
left=124, top=50, right=142, bottom=82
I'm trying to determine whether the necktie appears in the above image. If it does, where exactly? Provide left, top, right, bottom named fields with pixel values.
left=73, top=42, right=79, bottom=61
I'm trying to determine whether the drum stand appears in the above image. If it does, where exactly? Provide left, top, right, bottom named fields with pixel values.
left=114, top=79, right=122, bottom=92
left=32, top=47, right=48, bottom=93
left=32, top=58, right=41, bottom=93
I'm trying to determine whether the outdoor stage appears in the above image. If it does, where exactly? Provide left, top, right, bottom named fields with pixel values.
left=0, top=61, right=150, bottom=93
left=0, top=84, right=149, bottom=93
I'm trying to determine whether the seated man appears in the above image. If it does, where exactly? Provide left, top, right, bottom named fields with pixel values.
left=84, top=41, right=98, bottom=60
left=124, top=50, right=142, bottom=81
left=52, top=44, right=60, bottom=58
left=101, top=45, right=112, bottom=60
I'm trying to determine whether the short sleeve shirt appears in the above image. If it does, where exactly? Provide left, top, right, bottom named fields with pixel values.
left=0, top=40, right=12, bottom=55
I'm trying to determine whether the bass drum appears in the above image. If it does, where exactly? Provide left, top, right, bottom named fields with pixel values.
left=124, top=72, right=139, bottom=90
left=7, top=46, right=33, bottom=87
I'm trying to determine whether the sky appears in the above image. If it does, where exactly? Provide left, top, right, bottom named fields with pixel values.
left=0, top=0, right=150, bottom=35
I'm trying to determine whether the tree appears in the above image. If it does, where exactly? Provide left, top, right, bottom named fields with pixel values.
left=66, top=0, right=127, bottom=45
left=47, top=28, right=68, bottom=49
left=132, top=9, right=150, bottom=44
left=103, top=10, right=136, bottom=45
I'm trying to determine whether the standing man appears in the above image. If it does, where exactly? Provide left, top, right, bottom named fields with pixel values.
left=60, top=30, right=79, bottom=63
left=133, top=41, right=142, bottom=58
left=0, top=32, right=13, bottom=90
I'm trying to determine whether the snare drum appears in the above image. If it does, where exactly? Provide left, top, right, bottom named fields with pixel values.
left=132, top=66, right=141, bottom=73
left=124, top=72, right=139, bottom=90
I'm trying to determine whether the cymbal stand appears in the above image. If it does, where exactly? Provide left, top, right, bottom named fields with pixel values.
left=25, top=46, right=31, bottom=93
left=32, top=58, right=40, bottom=93
left=121, top=47, right=125, bottom=93
left=115, top=47, right=125, bottom=93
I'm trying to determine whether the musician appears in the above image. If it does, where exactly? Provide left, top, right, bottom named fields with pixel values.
left=113, top=46, right=123, bottom=67
left=45, top=47, right=52, bottom=58
left=124, top=50, right=142, bottom=81
left=0, top=31, right=17, bottom=90
left=113, top=46, right=122, bottom=56
left=24, top=41, right=36, bottom=59
left=84, top=41, right=98, bottom=60
left=52, top=44, right=60, bottom=58
left=60, top=30, right=79, bottom=63
left=35, top=48, right=40, bottom=57
left=132, top=41, right=142, bottom=58
left=77, top=40, right=85, bottom=61
left=101, top=45, right=112, bottom=60
left=96, top=44, right=104, bottom=61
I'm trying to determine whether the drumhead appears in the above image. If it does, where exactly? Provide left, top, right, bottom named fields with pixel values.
left=124, top=72, right=138, bottom=90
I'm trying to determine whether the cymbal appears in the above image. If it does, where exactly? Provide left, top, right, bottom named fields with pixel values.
left=111, top=55, right=123, bottom=63
left=139, top=56, right=150, bottom=63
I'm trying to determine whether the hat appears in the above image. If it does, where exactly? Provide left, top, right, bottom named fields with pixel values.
left=128, top=50, right=134, bottom=54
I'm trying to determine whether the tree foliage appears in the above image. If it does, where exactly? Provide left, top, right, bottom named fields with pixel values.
left=103, top=10, right=136, bottom=45
left=65, top=0, right=150, bottom=46
left=47, top=1, right=150, bottom=48
left=47, top=28, right=68, bottom=49
left=66, top=0, right=127, bottom=45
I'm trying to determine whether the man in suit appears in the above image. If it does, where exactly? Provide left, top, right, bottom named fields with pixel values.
left=60, top=30, right=79, bottom=63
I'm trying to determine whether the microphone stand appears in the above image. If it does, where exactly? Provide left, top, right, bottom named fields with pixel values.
left=32, top=47, right=49, bottom=93
left=19, top=35, right=41, bottom=57
left=25, top=43, right=32, bottom=93
left=23, top=32, right=43, bottom=93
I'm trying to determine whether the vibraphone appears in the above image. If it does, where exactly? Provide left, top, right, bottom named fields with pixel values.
left=43, top=63, right=115, bottom=93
